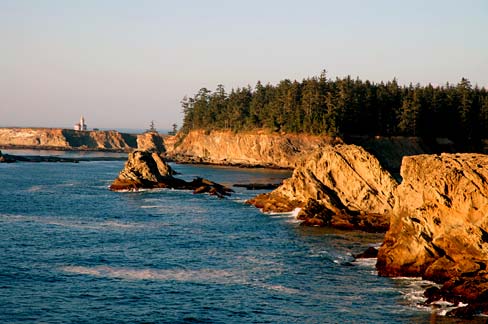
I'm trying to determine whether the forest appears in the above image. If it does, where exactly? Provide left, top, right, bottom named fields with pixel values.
left=180, top=71, right=488, bottom=148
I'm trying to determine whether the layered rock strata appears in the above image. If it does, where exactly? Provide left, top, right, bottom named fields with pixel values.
left=247, top=144, right=398, bottom=232
left=165, top=130, right=339, bottom=168
left=377, top=153, right=488, bottom=317
left=109, top=151, right=232, bottom=197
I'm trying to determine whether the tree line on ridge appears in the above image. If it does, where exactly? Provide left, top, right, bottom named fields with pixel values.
left=180, top=71, right=488, bottom=148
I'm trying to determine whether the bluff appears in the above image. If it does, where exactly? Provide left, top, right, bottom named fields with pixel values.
left=247, top=144, right=398, bottom=232
left=165, top=130, right=338, bottom=168
left=377, top=153, right=488, bottom=316
left=109, top=151, right=233, bottom=197
left=0, top=128, right=165, bottom=152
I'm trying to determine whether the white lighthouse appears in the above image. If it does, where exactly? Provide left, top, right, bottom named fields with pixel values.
left=74, top=115, right=87, bottom=131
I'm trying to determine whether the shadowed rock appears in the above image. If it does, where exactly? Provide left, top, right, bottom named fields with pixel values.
left=109, top=150, right=233, bottom=197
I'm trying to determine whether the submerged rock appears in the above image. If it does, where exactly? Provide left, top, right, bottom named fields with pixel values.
left=247, top=144, right=397, bottom=232
left=376, top=153, right=488, bottom=317
left=109, top=150, right=233, bottom=197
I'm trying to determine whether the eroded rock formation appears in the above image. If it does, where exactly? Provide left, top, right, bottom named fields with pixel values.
left=377, top=153, right=488, bottom=317
left=165, top=130, right=339, bottom=168
left=136, top=132, right=166, bottom=152
left=247, top=144, right=398, bottom=232
left=109, top=151, right=232, bottom=197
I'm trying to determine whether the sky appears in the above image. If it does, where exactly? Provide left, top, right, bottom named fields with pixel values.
left=1, top=0, right=487, bottom=131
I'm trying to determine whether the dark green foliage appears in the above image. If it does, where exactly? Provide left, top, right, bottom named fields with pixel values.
left=180, top=72, right=488, bottom=147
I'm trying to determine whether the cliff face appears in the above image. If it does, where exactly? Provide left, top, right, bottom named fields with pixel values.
left=247, top=144, right=398, bottom=231
left=377, top=153, right=488, bottom=316
left=377, top=153, right=488, bottom=280
left=165, top=130, right=338, bottom=168
left=0, top=128, right=70, bottom=147
left=0, top=128, right=165, bottom=152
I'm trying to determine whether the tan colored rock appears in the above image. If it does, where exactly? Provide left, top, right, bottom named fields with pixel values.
left=247, top=144, right=398, bottom=231
left=110, top=151, right=173, bottom=190
left=0, top=128, right=70, bottom=147
left=0, top=127, right=170, bottom=152
left=109, top=150, right=233, bottom=197
left=136, top=132, right=166, bottom=152
left=165, top=129, right=339, bottom=168
left=377, top=153, right=488, bottom=281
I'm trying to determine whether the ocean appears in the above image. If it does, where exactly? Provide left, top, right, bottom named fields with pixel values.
left=0, top=151, right=484, bottom=323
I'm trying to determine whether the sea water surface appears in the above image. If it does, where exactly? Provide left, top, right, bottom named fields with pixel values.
left=0, top=151, right=484, bottom=323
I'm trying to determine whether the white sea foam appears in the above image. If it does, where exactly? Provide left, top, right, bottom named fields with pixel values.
left=0, top=214, right=147, bottom=230
left=391, top=277, right=462, bottom=316
left=62, top=266, right=234, bottom=282
left=291, top=207, right=301, bottom=218
left=140, top=205, right=161, bottom=209
left=254, top=282, right=301, bottom=295
left=26, top=185, right=43, bottom=192
left=61, top=265, right=301, bottom=295
left=352, top=257, right=377, bottom=268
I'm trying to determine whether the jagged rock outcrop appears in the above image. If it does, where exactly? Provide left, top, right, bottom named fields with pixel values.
left=165, top=130, right=339, bottom=168
left=0, top=128, right=166, bottom=152
left=109, top=151, right=233, bottom=197
left=136, top=132, right=166, bottom=152
left=247, top=144, right=398, bottom=231
left=377, top=153, right=488, bottom=317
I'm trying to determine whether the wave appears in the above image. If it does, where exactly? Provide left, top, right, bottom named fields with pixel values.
left=390, top=277, right=462, bottom=316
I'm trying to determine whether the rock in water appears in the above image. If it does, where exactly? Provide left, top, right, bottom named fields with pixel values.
left=247, top=144, right=398, bottom=232
left=109, top=150, right=232, bottom=197
left=377, top=153, right=488, bottom=316
left=109, top=151, right=174, bottom=190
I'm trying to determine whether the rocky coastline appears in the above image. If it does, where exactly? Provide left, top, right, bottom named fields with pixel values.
left=7, top=124, right=488, bottom=317
left=242, top=141, right=488, bottom=317
left=377, top=153, right=488, bottom=317
left=0, top=127, right=165, bottom=152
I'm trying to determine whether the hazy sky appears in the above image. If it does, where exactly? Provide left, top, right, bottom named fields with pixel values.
left=1, top=0, right=487, bottom=130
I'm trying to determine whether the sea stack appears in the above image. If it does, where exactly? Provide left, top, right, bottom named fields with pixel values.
left=109, top=150, right=233, bottom=197
left=377, top=153, right=488, bottom=316
left=247, top=144, right=398, bottom=232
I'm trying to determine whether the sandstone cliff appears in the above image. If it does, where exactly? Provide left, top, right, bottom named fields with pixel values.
left=247, top=144, right=398, bottom=231
left=110, top=151, right=232, bottom=197
left=0, top=128, right=70, bottom=147
left=165, top=130, right=339, bottom=168
left=0, top=128, right=166, bottom=152
left=377, top=153, right=488, bottom=316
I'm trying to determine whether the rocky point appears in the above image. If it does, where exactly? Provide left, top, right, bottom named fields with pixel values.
left=377, top=153, right=488, bottom=317
left=247, top=144, right=398, bottom=232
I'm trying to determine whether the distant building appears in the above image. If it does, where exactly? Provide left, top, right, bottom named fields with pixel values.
left=74, top=115, right=87, bottom=131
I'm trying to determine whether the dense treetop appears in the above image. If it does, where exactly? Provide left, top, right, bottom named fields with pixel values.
left=181, top=71, right=488, bottom=147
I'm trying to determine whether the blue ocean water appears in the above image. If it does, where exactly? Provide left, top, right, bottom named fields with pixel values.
left=0, top=152, right=483, bottom=323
